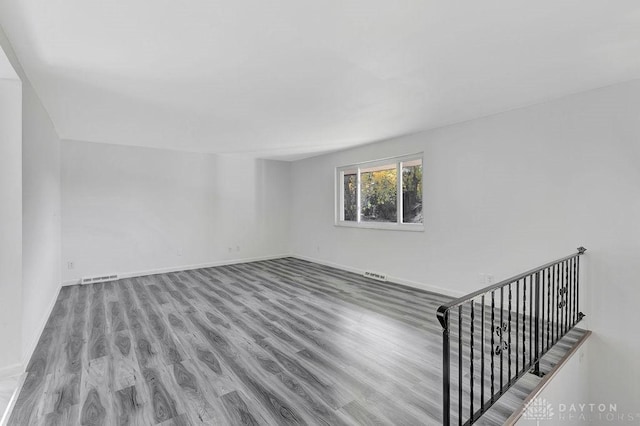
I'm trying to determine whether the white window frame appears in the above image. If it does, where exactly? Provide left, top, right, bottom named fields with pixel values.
left=335, top=153, right=424, bottom=232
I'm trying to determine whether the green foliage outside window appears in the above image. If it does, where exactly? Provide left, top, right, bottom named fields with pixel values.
left=402, top=163, right=423, bottom=223
left=361, top=167, right=397, bottom=222
left=343, top=173, right=357, bottom=221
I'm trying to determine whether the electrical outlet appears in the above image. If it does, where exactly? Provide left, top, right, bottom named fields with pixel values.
left=228, top=247, right=233, bottom=253
left=67, top=261, right=74, bottom=270
left=177, top=248, right=183, bottom=257
left=236, top=245, right=240, bottom=252
left=479, top=273, right=495, bottom=285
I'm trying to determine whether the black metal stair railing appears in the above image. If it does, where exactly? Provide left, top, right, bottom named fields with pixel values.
left=436, top=247, right=587, bottom=426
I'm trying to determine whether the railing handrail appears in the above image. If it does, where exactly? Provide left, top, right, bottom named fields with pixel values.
left=437, top=247, right=586, bottom=326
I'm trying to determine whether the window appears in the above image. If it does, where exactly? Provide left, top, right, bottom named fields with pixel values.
left=336, top=154, right=423, bottom=230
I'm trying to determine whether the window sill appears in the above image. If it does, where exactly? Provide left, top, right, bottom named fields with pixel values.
left=334, top=221, right=424, bottom=232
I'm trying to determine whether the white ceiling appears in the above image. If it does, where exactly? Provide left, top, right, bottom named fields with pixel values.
left=1, top=1, right=639, bottom=160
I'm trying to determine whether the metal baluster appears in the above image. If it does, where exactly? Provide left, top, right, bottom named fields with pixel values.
left=564, top=260, right=569, bottom=333
left=567, top=258, right=573, bottom=328
left=490, top=291, right=495, bottom=403
left=470, top=301, right=475, bottom=420
left=524, top=277, right=528, bottom=366
left=553, top=263, right=560, bottom=344
left=499, top=287, right=504, bottom=392
left=573, top=256, right=578, bottom=324
left=560, top=261, right=565, bottom=334
left=515, top=281, right=519, bottom=375
left=541, top=268, right=545, bottom=353
left=577, top=247, right=585, bottom=320
left=533, top=272, right=540, bottom=374
left=548, top=265, right=551, bottom=344
left=507, top=284, right=512, bottom=384
left=569, top=260, right=573, bottom=327
left=458, top=305, right=462, bottom=426
left=480, top=294, right=485, bottom=413
left=546, top=266, right=551, bottom=351
left=529, top=275, right=533, bottom=366
left=551, top=263, right=556, bottom=344
left=442, top=309, right=451, bottom=426
left=558, top=262, right=567, bottom=340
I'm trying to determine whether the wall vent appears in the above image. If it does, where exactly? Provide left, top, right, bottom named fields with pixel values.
left=364, top=271, right=388, bottom=282
left=81, top=274, right=119, bottom=284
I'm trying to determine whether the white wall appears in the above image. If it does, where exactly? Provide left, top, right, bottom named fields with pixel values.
left=61, top=141, right=291, bottom=283
left=20, top=83, right=62, bottom=363
left=1, top=28, right=63, bottom=368
left=290, top=80, right=640, bottom=413
left=0, top=48, right=22, bottom=373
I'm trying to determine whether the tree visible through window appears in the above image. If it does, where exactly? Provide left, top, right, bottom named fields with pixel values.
left=361, top=164, right=397, bottom=222
left=337, top=155, right=423, bottom=229
left=402, top=159, right=423, bottom=223
left=343, top=169, right=357, bottom=221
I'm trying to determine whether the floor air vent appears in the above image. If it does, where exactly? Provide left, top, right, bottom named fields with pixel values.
left=364, top=271, right=387, bottom=281
left=81, top=274, right=119, bottom=284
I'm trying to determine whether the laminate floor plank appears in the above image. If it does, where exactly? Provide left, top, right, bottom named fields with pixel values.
left=219, top=390, right=265, bottom=425
left=9, top=257, right=588, bottom=425
left=88, top=284, right=108, bottom=361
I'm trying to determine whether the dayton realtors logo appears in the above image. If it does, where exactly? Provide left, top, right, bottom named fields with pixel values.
left=524, top=398, right=640, bottom=423
left=557, top=403, right=639, bottom=423
left=523, top=398, right=554, bottom=425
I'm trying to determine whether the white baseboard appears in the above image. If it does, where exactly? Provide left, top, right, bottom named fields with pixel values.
left=61, top=253, right=292, bottom=286
left=290, top=254, right=466, bottom=298
left=0, top=372, right=26, bottom=426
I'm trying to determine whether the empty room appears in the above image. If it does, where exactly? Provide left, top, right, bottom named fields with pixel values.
left=1, top=1, right=639, bottom=425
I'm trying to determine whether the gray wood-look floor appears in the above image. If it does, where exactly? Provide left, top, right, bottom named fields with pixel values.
left=8, top=258, right=586, bottom=425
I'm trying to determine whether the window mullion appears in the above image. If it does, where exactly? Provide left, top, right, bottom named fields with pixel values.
left=397, top=161, right=402, bottom=224
left=356, top=167, right=361, bottom=223
left=338, top=171, right=344, bottom=222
